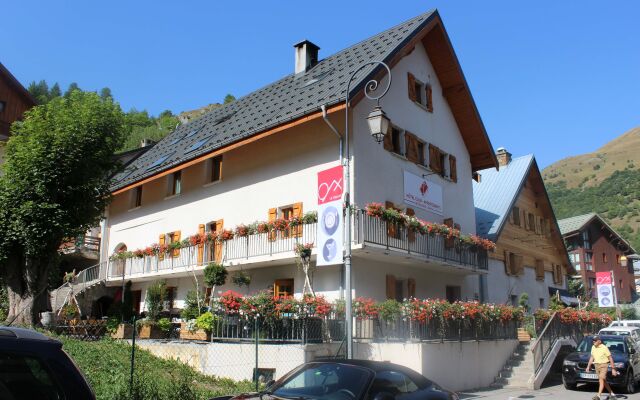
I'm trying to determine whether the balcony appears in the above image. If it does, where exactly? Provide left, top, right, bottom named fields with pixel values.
left=106, top=210, right=487, bottom=281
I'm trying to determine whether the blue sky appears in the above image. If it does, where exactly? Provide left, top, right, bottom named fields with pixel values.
left=2, top=1, right=639, bottom=168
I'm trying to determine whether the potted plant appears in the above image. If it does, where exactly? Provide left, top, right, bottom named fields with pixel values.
left=353, top=297, right=377, bottom=341
left=180, top=290, right=209, bottom=340
left=377, top=299, right=403, bottom=340
left=232, top=270, right=251, bottom=294
left=110, top=281, right=136, bottom=339
left=204, top=262, right=228, bottom=308
left=138, top=280, right=168, bottom=339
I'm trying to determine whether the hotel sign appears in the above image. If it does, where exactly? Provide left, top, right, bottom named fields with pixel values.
left=403, top=170, right=443, bottom=215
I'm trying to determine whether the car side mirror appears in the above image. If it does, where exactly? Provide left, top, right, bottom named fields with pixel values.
left=373, top=392, right=395, bottom=400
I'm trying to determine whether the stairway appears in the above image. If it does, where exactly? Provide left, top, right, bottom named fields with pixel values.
left=49, top=262, right=107, bottom=313
left=493, top=342, right=535, bottom=389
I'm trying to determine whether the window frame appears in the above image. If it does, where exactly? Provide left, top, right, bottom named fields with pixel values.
left=130, top=186, right=143, bottom=209
left=167, top=170, right=182, bottom=196
left=208, top=155, right=223, bottom=184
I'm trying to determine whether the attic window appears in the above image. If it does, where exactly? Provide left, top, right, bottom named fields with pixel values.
left=169, top=134, right=186, bottom=145
left=303, top=70, right=333, bottom=87
left=185, top=127, right=203, bottom=139
left=213, top=112, right=236, bottom=126
left=146, top=153, right=173, bottom=171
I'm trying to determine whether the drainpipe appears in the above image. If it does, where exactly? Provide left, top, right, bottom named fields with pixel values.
left=321, top=105, right=345, bottom=299
left=99, top=208, right=110, bottom=280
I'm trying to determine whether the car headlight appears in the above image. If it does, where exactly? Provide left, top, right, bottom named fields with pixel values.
left=614, top=362, right=626, bottom=369
left=563, top=360, right=578, bottom=366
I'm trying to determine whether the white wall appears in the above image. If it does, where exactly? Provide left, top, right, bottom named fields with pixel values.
left=466, top=258, right=566, bottom=308
left=352, top=41, right=476, bottom=234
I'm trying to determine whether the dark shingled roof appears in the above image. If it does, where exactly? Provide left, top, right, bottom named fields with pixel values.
left=110, top=10, right=438, bottom=191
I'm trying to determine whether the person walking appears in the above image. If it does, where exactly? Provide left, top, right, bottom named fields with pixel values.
left=586, top=335, right=618, bottom=400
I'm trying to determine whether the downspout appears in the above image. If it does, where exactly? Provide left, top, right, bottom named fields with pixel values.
left=321, top=105, right=343, bottom=162
left=321, top=104, right=345, bottom=299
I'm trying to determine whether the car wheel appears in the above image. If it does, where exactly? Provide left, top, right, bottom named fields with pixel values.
left=562, top=375, right=577, bottom=390
left=625, top=370, right=636, bottom=394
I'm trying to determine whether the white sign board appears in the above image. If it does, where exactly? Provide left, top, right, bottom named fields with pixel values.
left=316, top=166, right=344, bottom=266
left=403, top=170, right=443, bottom=215
left=596, top=272, right=615, bottom=308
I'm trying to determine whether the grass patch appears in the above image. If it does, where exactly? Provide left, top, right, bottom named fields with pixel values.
left=56, top=336, right=255, bottom=400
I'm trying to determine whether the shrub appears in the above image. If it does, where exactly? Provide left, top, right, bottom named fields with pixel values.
left=195, top=312, right=216, bottom=332
left=204, top=263, right=227, bottom=289
left=157, top=317, right=173, bottom=333
left=146, top=280, right=167, bottom=322
left=181, top=290, right=203, bottom=321
left=378, top=299, right=402, bottom=322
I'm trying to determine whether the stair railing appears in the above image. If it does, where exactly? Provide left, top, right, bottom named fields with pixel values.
left=531, top=312, right=585, bottom=374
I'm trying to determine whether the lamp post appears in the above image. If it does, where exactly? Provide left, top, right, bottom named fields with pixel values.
left=343, top=61, right=392, bottom=359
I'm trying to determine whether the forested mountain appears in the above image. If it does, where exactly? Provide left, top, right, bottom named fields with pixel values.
left=26, top=80, right=235, bottom=152
left=543, top=127, right=640, bottom=251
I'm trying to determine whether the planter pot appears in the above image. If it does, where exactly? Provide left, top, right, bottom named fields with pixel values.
left=111, top=323, right=135, bottom=339
left=138, top=324, right=167, bottom=339
left=179, top=322, right=212, bottom=341
left=354, top=318, right=374, bottom=341
left=304, top=317, right=323, bottom=343
left=40, top=312, right=56, bottom=329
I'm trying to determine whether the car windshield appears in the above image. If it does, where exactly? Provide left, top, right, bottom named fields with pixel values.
left=577, top=337, right=627, bottom=354
left=600, top=330, right=631, bottom=336
left=271, top=363, right=373, bottom=400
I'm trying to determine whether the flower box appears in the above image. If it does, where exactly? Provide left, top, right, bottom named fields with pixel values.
left=138, top=324, right=166, bottom=339
left=179, top=322, right=211, bottom=341
left=354, top=318, right=374, bottom=341
left=111, top=323, right=135, bottom=339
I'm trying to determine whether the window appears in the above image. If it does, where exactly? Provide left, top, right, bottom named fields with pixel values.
left=391, top=126, right=403, bottom=155
left=414, top=80, right=424, bottom=105
left=206, top=220, right=223, bottom=263
left=603, top=253, right=608, bottom=263
left=535, top=259, right=545, bottom=280
left=168, top=171, right=182, bottom=196
left=166, top=287, right=177, bottom=310
left=616, top=254, right=621, bottom=265
left=0, top=100, right=6, bottom=113
left=167, top=231, right=181, bottom=257
left=370, top=370, right=419, bottom=399
left=584, top=251, right=592, bottom=262
left=130, top=186, right=142, bottom=209
left=209, top=155, right=223, bottom=183
left=274, top=279, right=294, bottom=298
left=0, top=352, right=66, bottom=399
left=528, top=213, right=536, bottom=232
left=512, top=207, right=521, bottom=226
left=407, top=72, right=431, bottom=112
left=582, top=230, right=592, bottom=250
left=510, top=295, right=518, bottom=306
left=445, top=285, right=461, bottom=303
left=404, top=132, right=425, bottom=165
left=553, top=264, right=563, bottom=285
left=588, top=278, right=596, bottom=289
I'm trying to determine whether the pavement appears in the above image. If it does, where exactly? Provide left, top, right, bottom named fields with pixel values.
left=459, top=375, right=640, bottom=400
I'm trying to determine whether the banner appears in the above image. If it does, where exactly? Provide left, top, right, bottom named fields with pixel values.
left=403, top=170, right=443, bottom=215
left=596, top=271, right=615, bottom=308
left=317, top=166, right=344, bottom=266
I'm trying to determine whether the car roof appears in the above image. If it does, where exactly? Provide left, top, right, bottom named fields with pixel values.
left=0, top=326, right=61, bottom=344
left=600, top=327, right=639, bottom=332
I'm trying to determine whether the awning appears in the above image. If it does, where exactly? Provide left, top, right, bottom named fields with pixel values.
left=548, top=287, right=579, bottom=306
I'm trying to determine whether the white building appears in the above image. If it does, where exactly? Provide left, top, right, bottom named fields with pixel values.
left=92, top=10, right=499, bottom=315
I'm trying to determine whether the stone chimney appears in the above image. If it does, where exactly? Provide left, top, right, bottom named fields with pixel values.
left=294, top=40, right=320, bottom=74
left=496, top=147, right=512, bottom=167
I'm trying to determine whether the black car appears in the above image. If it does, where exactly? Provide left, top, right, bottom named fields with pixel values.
left=213, top=360, right=458, bottom=400
left=0, top=326, right=95, bottom=399
left=562, top=334, right=640, bottom=394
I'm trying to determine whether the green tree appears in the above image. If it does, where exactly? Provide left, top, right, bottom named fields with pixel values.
left=27, top=80, right=50, bottom=105
left=64, top=82, right=81, bottom=98
left=145, top=280, right=167, bottom=322
left=204, top=263, right=227, bottom=307
left=223, top=94, right=236, bottom=104
left=0, top=91, right=125, bottom=325
left=99, top=87, right=113, bottom=100
left=49, top=83, right=62, bottom=99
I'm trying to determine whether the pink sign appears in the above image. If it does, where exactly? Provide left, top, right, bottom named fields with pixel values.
left=596, top=272, right=611, bottom=285
left=317, top=165, right=344, bottom=205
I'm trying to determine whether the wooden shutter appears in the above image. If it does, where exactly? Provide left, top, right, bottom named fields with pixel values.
left=449, top=155, right=457, bottom=182
left=293, top=202, right=303, bottom=237
left=535, top=217, right=541, bottom=235
left=444, top=218, right=454, bottom=249
left=268, top=208, right=277, bottom=241
left=425, top=84, right=433, bottom=112
left=407, top=73, right=416, bottom=102
left=514, top=254, right=524, bottom=275
left=508, top=208, right=515, bottom=224
left=214, top=219, right=223, bottom=263
left=172, top=231, right=181, bottom=257
left=523, top=210, right=529, bottom=230
left=535, top=259, right=545, bottom=281
left=406, top=208, right=416, bottom=242
left=429, top=144, right=441, bottom=173
left=385, top=201, right=397, bottom=238
left=197, top=224, right=206, bottom=265
left=408, top=278, right=416, bottom=298
left=404, top=133, right=416, bottom=163
left=504, top=250, right=512, bottom=275
left=158, top=234, right=166, bottom=261
left=386, top=275, right=397, bottom=300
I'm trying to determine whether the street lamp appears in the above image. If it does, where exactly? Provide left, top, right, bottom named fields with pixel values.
left=343, top=61, right=392, bottom=359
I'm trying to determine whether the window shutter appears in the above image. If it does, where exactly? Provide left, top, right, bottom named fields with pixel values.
left=383, top=126, right=393, bottom=151
left=172, top=231, right=181, bottom=257
left=449, top=155, right=457, bottom=182
left=293, top=202, right=303, bottom=237
left=504, top=250, right=511, bottom=275
left=406, top=208, right=416, bottom=242
left=158, top=234, right=166, bottom=261
left=425, top=84, right=433, bottom=112
left=405, top=133, right=418, bottom=163
left=197, top=224, right=206, bottom=265
left=429, top=144, right=440, bottom=172
left=215, top=220, right=223, bottom=263
left=535, top=217, right=541, bottom=235
left=444, top=218, right=454, bottom=249
left=386, top=275, right=397, bottom=300
left=408, top=278, right=416, bottom=298
left=268, top=208, right=277, bottom=241
left=514, top=254, right=524, bottom=275
left=407, top=73, right=416, bottom=102
left=535, top=259, right=545, bottom=281
left=523, top=210, right=529, bottom=230
left=385, top=201, right=397, bottom=238
left=509, top=209, right=515, bottom=224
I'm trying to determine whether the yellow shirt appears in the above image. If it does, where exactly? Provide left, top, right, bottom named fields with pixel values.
left=591, top=344, right=612, bottom=364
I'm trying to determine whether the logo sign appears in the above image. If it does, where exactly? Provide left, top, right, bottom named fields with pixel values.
left=317, top=165, right=344, bottom=266
left=317, top=165, right=344, bottom=205
left=596, top=271, right=615, bottom=308
left=403, top=170, right=443, bottom=215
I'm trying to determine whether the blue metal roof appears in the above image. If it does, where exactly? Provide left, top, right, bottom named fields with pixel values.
left=473, top=154, right=534, bottom=240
